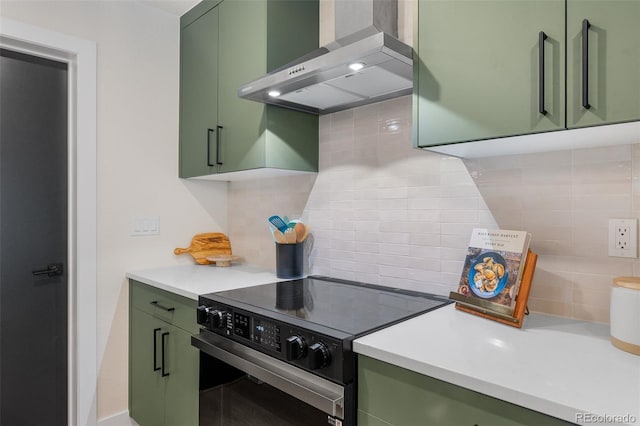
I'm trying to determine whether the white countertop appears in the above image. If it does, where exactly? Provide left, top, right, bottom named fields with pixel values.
left=125, top=266, right=639, bottom=424
left=354, top=304, right=640, bottom=426
left=126, top=264, right=281, bottom=300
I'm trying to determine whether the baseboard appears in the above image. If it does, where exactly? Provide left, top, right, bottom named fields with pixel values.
left=97, top=411, right=139, bottom=426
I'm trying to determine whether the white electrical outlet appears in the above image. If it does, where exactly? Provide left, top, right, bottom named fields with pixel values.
left=608, top=218, right=638, bottom=258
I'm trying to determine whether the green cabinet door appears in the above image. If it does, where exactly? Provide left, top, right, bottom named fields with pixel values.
left=129, top=309, right=165, bottom=426
left=359, top=356, right=574, bottom=426
left=567, top=0, right=640, bottom=128
left=179, top=4, right=220, bottom=178
left=163, top=323, right=200, bottom=426
left=414, top=0, right=565, bottom=148
left=216, top=0, right=267, bottom=174
left=216, top=0, right=319, bottom=175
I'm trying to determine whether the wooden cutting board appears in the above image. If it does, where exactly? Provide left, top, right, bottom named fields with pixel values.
left=174, top=233, right=232, bottom=265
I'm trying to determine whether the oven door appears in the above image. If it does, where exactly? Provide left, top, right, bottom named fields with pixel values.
left=191, top=331, right=346, bottom=426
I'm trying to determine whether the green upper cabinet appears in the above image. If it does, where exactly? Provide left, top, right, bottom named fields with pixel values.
left=179, top=1, right=221, bottom=178
left=179, top=0, right=319, bottom=179
left=414, top=0, right=640, bottom=149
left=566, top=0, right=640, bottom=128
left=414, top=0, right=565, bottom=148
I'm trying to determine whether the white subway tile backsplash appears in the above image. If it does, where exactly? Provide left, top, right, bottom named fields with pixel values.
left=572, top=144, right=631, bottom=164
left=572, top=161, right=631, bottom=184
left=406, top=257, right=441, bottom=271
left=520, top=150, right=572, bottom=168
left=228, top=96, right=640, bottom=324
left=574, top=194, right=631, bottom=211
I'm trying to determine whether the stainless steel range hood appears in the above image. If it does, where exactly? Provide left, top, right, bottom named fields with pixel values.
left=237, top=0, right=413, bottom=115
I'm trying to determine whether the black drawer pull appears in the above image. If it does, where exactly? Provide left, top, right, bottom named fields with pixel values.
left=150, top=301, right=175, bottom=312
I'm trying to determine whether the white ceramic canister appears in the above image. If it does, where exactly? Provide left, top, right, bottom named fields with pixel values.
left=611, top=277, right=640, bottom=355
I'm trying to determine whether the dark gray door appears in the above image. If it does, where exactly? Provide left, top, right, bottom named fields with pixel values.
left=1, top=48, right=68, bottom=426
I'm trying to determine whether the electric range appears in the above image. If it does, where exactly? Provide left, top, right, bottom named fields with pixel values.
left=192, top=275, right=451, bottom=426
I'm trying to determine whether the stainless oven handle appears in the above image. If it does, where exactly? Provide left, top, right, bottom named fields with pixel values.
left=191, top=332, right=344, bottom=419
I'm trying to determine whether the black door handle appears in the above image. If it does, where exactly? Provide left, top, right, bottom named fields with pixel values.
left=206, top=128, right=215, bottom=167
left=538, top=31, right=548, bottom=115
left=161, top=332, right=170, bottom=377
left=32, top=263, right=63, bottom=277
left=582, top=19, right=591, bottom=110
left=216, top=125, right=224, bottom=165
left=153, top=328, right=161, bottom=372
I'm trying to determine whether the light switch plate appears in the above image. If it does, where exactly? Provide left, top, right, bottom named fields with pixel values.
left=132, top=216, right=160, bottom=236
left=608, top=218, right=638, bottom=258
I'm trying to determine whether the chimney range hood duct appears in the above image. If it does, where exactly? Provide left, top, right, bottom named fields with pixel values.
left=237, top=0, right=413, bottom=115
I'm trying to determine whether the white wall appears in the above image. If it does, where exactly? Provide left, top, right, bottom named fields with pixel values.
left=0, top=0, right=227, bottom=419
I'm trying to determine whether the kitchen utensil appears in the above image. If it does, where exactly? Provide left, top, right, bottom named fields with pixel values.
left=274, top=229, right=288, bottom=244
left=300, top=224, right=310, bottom=242
left=268, top=215, right=288, bottom=233
left=294, top=222, right=306, bottom=242
left=284, top=228, right=297, bottom=243
left=174, top=233, right=232, bottom=265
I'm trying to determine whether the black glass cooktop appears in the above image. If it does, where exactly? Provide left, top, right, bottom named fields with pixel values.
left=204, top=275, right=450, bottom=337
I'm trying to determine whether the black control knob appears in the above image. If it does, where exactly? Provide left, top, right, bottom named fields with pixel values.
left=285, top=335, right=307, bottom=361
left=307, top=342, right=331, bottom=370
left=207, top=310, right=226, bottom=329
left=196, top=305, right=209, bottom=325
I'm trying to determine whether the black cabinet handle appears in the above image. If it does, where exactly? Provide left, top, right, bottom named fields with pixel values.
left=538, top=31, right=548, bottom=115
left=153, top=328, right=161, bottom=372
left=206, top=128, right=215, bottom=167
left=161, top=332, right=170, bottom=377
left=216, top=125, right=224, bottom=165
left=582, top=19, right=591, bottom=110
left=150, top=301, right=175, bottom=312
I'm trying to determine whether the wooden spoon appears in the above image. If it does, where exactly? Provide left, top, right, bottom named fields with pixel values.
left=274, top=229, right=288, bottom=244
left=294, top=222, right=306, bottom=243
left=300, top=224, right=311, bottom=242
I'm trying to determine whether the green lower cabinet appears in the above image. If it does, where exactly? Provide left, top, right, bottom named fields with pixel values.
left=358, top=356, right=574, bottom=426
left=130, top=309, right=166, bottom=426
left=129, top=282, right=199, bottom=426
left=162, top=322, right=199, bottom=426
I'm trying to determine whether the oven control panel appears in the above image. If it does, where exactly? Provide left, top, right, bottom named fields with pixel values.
left=196, top=301, right=348, bottom=383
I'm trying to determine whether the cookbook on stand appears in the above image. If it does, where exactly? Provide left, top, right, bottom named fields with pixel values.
left=451, top=228, right=531, bottom=318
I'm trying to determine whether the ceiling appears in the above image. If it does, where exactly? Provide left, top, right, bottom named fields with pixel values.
left=141, top=0, right=200, bottom=16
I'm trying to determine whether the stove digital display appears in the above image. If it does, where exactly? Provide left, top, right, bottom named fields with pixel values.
left=253, top=319, right=281, bottom=352
left=233, top=312, right=250, bottom=339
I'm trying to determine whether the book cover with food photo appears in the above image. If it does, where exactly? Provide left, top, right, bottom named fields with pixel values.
left=455, top=228, right=531, bottom=315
